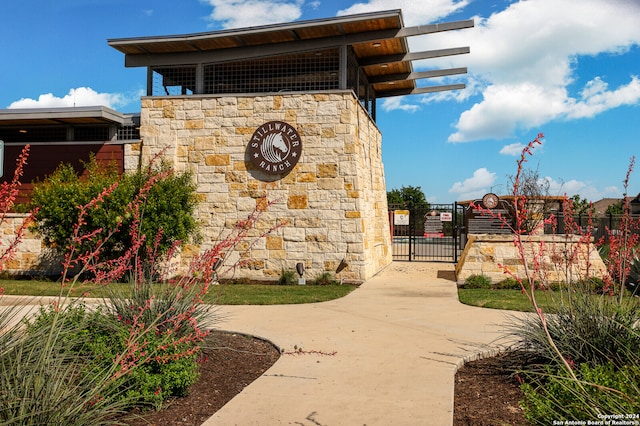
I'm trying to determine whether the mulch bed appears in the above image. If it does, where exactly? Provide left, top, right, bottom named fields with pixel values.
left=119, top=331, right=530, bottom=426
left=454, top=352, right=530, bottom=425
left=122, top=331, right=280, bottom=426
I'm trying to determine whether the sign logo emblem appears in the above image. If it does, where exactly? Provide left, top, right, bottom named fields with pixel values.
left=482, top=193, right=499, bottom=209
left=248, top=121, right=302, bottom=175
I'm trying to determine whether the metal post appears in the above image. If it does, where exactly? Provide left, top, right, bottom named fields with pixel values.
left=408, top=208, right=413, bottom=261
left=0, top=140, right=3, bottom=178
left=453, top=202, right=458, bottom=263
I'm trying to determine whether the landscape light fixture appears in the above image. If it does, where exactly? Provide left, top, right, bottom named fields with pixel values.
left=296, top=262, right=305, bottom=285
left=336, top=258, right=348, bottom=274
left=212, top=258, right=223, bottom=283
left=336, top=258, right=348, bottom=285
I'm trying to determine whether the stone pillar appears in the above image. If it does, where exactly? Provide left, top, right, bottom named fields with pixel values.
left=135, top=91, right=392, bottom=283
left=455, top=234, right=608, bottom=285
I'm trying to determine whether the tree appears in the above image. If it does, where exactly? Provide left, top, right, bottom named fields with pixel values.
left=28, top=156, right=199, bottom=262
left=508, top=167, right=552, bottom=234
left=605, top=199, right=624, bottom=215
left=569, top=194, right=594, bottom=215
left=387, top=185, right=429, bottom=210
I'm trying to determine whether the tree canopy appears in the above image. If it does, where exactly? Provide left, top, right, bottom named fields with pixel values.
left=387, top=186, right=429, bottom=210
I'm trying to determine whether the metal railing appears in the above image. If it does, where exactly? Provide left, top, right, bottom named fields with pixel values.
left=548, top=213, right=640, bottom=242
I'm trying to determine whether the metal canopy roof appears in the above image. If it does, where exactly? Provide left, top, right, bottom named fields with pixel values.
left=108, top=10, right=472, bottom=98
left=0, top=106, right=130, bottom=127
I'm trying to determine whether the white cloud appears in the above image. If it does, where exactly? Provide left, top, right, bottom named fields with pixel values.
left=567, top=76, right=640, bottom=119
left=434, top=0, right=640, bottom=142
left=337, top=0, right=469, bottom=26
left=499, top=142, right=526, bottom=156
left=542, top=176, right=622, bottom=201
left=8, top=87, right=126, bottom=109
left=448, top=167, right=496, bottom=200
left=203, top=0, right=303, bottom=29
left=380, top=97, right=420, bottom=113
left=449, top=83, right=566, bottom=141
left=333, top=0, right=640, bottom=141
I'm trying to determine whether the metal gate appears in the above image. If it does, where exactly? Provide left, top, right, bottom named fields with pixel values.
left=389, top=203, right=466, bottom=262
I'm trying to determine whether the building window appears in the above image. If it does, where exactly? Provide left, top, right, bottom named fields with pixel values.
left=0, top=126, right=66, bottom=142
left=74, top=126, right=110, bottom=141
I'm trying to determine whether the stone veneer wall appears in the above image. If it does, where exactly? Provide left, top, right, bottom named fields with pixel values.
left=1, top=215, right=40, bottom=273
left=0, top=214, right=62, bottom=276
left=126, top=90, right=392, bottom=283
left=455, top=234, right=608, bottom=286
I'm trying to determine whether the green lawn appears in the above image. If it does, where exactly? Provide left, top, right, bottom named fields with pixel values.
left=457, top=288, right=558, bottom=312
left=0, top=279, right=357, bottom=305
left=457, top=288, right=639, bottom=312
left=208, top=284, right=356, bottom=305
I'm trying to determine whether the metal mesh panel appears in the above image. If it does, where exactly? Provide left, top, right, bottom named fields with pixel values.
left=146, top=47, right=378, bottom=121
left=203, top=48, right=340, bottom=94
left=152, top=66, right=196, bottom=96
left=117, top=125, right=140, bottom=141
left=117, top=115, right=140, bottom=141
left=348, top=48, right=375, bottom=117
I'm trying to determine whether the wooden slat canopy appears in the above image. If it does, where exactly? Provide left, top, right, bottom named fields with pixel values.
left=108, top=9, right=472, bottom=99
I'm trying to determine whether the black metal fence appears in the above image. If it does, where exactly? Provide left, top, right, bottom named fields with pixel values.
left=389, top=204, right=639, bottom=263
left=549, top=213, right=640, bottom=242
left=389, top=203, right=465, bottom=262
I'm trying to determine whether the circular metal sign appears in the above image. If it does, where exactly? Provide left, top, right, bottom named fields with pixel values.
left=248, top=121, right=302, bottom=175
left=482, top=193, right=499, bottom=209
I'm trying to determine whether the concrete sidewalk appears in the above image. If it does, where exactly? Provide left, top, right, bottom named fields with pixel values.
left=204, top=262, right=514, bottom=426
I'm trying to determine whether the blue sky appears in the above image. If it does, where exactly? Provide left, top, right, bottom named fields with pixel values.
left=2, top=0, right=639, bottom=203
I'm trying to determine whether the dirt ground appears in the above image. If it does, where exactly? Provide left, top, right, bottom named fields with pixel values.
left=122, top=331, right=280, bottom=426
left=121, top=331, right=528, bottom=426
left=454, top=352, right=529, bottom=425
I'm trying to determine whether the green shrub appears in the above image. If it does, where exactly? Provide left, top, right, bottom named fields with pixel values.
left=103, top=279, right=214, bottom=408
left=24, top=284, right=210, bottom=412
left=494, top=277, right=521, bottom=290
left=509, top=291, right=640, bottom=368
left=28, top=157, right=198, bottom=262
left=277, top=269, right=297, bottom=285
left=312, top=271, right=337, bottom=286
left=463, top=274, right=492, bottom=289
left=574, top=277, right=608, bottom=294
left=1, top=303, right=129, bottom=425
left=93, top=324, right=200, bottom=410
left=521, top=362, right=640, bottom=424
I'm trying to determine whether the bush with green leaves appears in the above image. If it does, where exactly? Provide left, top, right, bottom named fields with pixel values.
left=489, top=141, right=640, bottom=421
left=463, top=274, right=492, bottom=289
left=28, top=156, right=198, bottom=262
left=510, top=289, right=640, bottom=369
left=277, top=269, right=297, bottom=285
left=312, top=271, right=337, bottom=286
left=1, top=303, right=128, bottom=425
left=521, top=362, right=640, bottom=424
left=494, top=277, right=521, bottom=290
left=23, top=284, right=210, bottom=412
left=0, top=146, right=239, bottom=424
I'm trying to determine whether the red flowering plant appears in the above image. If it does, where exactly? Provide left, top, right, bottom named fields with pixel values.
left=599, top=156, right=640, bottom=303
left=55, top=155, right=284, bottom=409
left=470, top=133, right=579, bottom=379
left=0, top=146, right=284, bottom=420
left=476, top=136, right=640, bottom=422
left=0, top=145, right=35, bottom=276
